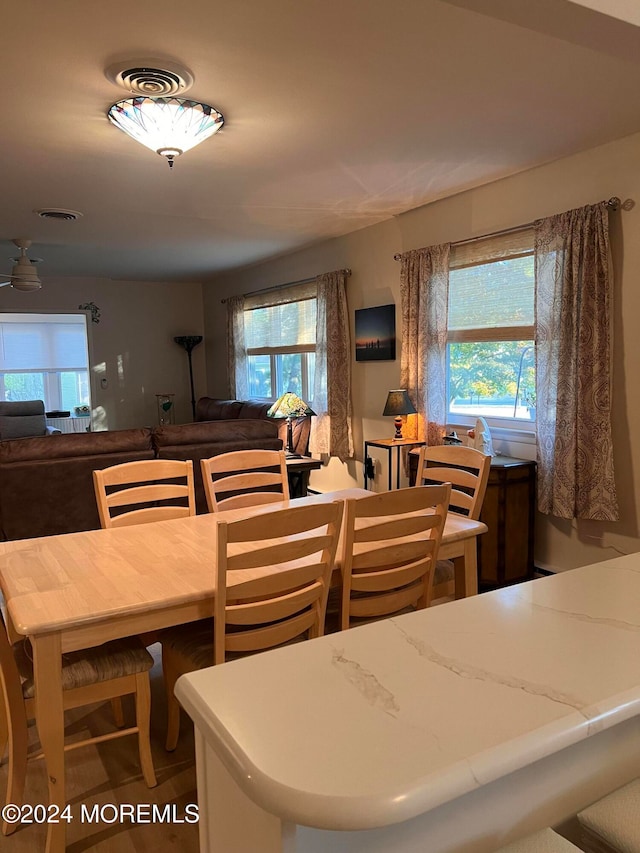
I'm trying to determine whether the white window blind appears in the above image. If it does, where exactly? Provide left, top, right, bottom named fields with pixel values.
left=0, top=314, right=89, bottom=370
left=245, top=282, right=317, bottom=350
left=449, top=229, right=534, bottom=337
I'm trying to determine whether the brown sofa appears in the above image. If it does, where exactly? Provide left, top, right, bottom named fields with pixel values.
left=0, top=417, right=281, bottom=541
left=195, top=397, right=311, bottom=457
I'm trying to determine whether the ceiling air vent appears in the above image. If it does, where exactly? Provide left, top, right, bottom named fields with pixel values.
left=34, top=209, right=83, bottom=221
left=105, top=60, right=194, bottom=96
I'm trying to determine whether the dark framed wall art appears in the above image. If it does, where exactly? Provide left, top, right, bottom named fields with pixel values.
left=355, top=304, right=396, bottom=362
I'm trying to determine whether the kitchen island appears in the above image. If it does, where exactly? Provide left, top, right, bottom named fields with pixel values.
left=176, top=554, right=640, bottom=852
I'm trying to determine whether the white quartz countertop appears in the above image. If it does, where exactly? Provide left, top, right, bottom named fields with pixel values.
left=175, top=554, right=640, bottom=831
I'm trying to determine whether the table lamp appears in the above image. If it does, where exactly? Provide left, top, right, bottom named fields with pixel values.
left=267, top=392, right=315, bottom=457
left=383, top=389, right=416, bottom=439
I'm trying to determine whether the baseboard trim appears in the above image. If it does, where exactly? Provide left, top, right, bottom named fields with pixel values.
left=534, top=566, right=555, bottom=577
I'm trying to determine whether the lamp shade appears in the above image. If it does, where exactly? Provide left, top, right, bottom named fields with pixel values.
left=383, top=390, right=416, bottom=417
left=107, top=97, right=224, bottom=167
left=267, top=392, right=315, bottom=419
left=383, top=389, right=416, bottom=440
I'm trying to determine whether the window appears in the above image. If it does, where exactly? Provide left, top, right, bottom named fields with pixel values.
left=0, top=313, right=91, bottom=411
left=244, top=282, right=316, bottom=401
left=447, top=230, right=535, bottom=426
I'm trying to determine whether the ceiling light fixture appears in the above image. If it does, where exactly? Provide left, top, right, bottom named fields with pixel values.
left=107, top=96, right=224, bottom=168
left=1, top=239, right=42, bottom=291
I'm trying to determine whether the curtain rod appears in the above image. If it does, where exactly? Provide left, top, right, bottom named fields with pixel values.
left=220, top=268, right=352, bottom=303
left=392, top=197, right=631, bottom=261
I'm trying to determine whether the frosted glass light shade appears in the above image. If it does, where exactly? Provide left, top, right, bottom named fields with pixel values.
left=107, top=97, right=224, bottom=166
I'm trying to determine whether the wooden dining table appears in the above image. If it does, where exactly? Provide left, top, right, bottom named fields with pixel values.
left=0, top=487, right=486, bottom=852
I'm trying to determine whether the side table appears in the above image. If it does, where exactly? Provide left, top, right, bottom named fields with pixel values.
left=364, top=438, right=426, bottom=490
left=285, top=455, right=322, bottom=498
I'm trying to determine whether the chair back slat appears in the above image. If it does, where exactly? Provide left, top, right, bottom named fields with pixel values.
left=108, top=505, right=193, bottom=527
left=227, top=533, right=335, bottom=573
left=354, top=512, right=442, bottom=543
left=225, top=610, right=317, bottom=654
left=349, top=583, right=424, bottom=619
left=104, top=482, right=192, bottom=508
left=351, top=540, right=437, bottom=574
left=227, top=582, right=323, bottom=626
left=339, top=485, right=450, bottom=630
left=201, top=449, right=289, bottom=513
left=350, top=557, right=434, bottom=591
left=93, top=459, right=195, bottom=529
left=213, top=492, right=285, bottom=512
left=226, top=560, right=327, bottom=602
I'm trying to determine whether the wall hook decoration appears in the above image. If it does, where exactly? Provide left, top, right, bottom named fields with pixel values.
left=79, top=302, right=101, bottom=323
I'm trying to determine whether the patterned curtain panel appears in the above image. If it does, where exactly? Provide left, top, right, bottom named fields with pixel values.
left=399, top=244, right=450, bottom=446
left=226, top=295, right=248, bottom=399
left=535, top=203, right=618, bottom=520
left=310, top=269, right=354, bottom=460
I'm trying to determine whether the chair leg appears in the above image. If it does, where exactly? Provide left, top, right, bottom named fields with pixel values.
left=111, top=696, right=125, bottom=727
left=162, top=647, right=183, bottom=753
left=134, top=674, right=156, bottom=789
left=2, top=701, right=28, bottom=836
left=0, top=687, right=8, bottom=765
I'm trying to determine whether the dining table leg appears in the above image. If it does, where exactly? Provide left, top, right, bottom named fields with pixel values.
left=32, top=632, right=67, bottom=853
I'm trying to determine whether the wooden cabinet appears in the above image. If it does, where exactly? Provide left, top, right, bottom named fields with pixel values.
left=409, top=452, right=536, bottom=590
left=477, top=457, right=536, bottom=589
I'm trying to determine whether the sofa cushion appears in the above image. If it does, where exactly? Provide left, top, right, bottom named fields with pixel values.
left=153, top=419, right=278, bottom=448
left=238, top=401, right=271, bottom=419
left=195, top=398, right=244, bottom=421
left=0, top=428, right=153, bottom=462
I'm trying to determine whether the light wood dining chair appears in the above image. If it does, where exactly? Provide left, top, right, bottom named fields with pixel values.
left=0, top=611, right=156, bottom=836
left=93, top=458, right=196, bottom=528
left=338, top=484, right=450, bottom=631
left=200, top=448, right=290, bottom=512
left=93, top=458, right=196, bottom=710
left=161, top=500, right=343, bottom=751
left=415, top=445, right=490, bottom=600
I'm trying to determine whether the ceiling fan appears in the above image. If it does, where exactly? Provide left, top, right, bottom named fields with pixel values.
left=0, top=238, right=42, bottom=291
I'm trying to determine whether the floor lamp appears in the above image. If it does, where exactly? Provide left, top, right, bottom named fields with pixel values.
left=174, top=335, right=203, bottom=421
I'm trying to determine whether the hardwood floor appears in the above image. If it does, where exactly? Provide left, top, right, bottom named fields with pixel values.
left=0, top=644, right=199, bottom=852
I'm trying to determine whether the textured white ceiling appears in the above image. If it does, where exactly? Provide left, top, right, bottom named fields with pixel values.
left=2, top=0, right=640, bottom=282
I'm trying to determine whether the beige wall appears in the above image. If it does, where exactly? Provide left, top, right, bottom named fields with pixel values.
left=0, top=277, right=206, bottom=430
left=204, top=130, right=640, bottom=572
